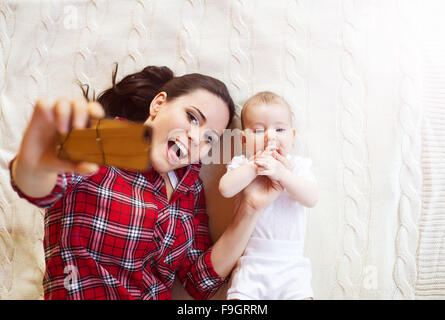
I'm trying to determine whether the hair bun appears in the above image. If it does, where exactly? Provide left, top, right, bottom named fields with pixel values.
left=141, top=66, right=174, bottom=85
left=95, top=64, right=175, bottom=122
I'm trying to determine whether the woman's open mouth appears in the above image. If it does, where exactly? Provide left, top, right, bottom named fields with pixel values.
left=167, top=138, right=189, bottom=164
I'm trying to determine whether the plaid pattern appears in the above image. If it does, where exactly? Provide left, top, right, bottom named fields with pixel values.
left=9, top=160, right=226, bottom=300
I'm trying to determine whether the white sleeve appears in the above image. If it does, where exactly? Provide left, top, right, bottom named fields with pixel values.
left=226, top=155, right=248, bottom=172
left=291, top=156, right=317, bottom=183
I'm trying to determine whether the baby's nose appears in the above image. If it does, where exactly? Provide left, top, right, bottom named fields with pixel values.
left=265, top=129, right=279, bottom=148
left=265, top=129, right=277, bottom=140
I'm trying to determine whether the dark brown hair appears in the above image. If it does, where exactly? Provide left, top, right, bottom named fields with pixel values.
left=81, top=63, right=235, bottom=127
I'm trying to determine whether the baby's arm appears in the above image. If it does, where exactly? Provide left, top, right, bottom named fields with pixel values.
left=255, top=150, right=318, bottom=208
left=278, top=169, right=318, bottom=208
left=219, top=159, right=257, bottom=198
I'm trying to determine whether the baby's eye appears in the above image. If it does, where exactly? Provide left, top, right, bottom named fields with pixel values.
left=254, top=128, right=265, bottom=134
left=276, top=128, right=286, bottom=133
left=187, top=112, right=199, bottom=126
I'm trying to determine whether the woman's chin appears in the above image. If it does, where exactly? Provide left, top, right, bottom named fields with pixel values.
left=150, top=156, right=171, bottom=174
left=151, top=155, right=190, bottom=174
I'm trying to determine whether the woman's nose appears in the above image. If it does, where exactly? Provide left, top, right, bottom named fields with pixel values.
left=188, top=126, right=200, bottom=146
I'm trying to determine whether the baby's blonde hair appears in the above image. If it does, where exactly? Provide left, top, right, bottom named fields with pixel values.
left=240, top=91, right=294, bottom=129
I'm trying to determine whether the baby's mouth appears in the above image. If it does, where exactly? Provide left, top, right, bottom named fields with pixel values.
left=266, top=140, right=279, bottom=151
left=167, top=138, right=189, bottom=161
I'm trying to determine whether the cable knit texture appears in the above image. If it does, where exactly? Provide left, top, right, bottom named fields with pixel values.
left=0, top=0, right=444, bottom=299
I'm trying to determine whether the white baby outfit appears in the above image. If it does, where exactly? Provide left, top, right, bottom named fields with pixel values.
left=226, top=154, right=316, bottom=300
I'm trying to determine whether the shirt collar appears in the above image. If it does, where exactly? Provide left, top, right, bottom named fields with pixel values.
left=143, top=162, right=202, bottom=192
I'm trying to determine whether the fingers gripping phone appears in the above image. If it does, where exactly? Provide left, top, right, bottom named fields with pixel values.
left=55, top=118, right=152, bottom=172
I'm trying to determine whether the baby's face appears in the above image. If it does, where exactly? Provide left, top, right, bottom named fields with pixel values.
left=242, top=103, right=295, bottom=156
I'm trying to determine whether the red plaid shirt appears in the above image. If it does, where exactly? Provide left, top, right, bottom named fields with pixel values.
left=9, top=160, right=226, bottom=299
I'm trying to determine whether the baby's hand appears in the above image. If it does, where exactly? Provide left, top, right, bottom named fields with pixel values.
left=246, top=150, right=265, bottom=169
left=254, top=152, right=288, bottom=182
left=271, top=147, right=292, bottom=170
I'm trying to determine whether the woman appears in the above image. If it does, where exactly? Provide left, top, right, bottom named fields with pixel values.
left=9, top=65, right=282, bottom=299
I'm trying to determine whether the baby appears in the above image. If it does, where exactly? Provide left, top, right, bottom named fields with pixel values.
left=219, top=91, right=318, bottom=300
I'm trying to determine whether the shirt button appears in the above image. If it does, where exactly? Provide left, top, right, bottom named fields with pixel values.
left=155, top=236, right=161, bottom=242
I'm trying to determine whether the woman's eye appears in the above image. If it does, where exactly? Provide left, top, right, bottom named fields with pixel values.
left=205, top=134, right=217, bottom=145
left=187, top=112, right=199, bottom=126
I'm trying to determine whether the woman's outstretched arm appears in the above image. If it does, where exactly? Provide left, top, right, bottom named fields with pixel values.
left=211, top=176, right=283, bottom=277
left=11, top=98, right=104, bottom=198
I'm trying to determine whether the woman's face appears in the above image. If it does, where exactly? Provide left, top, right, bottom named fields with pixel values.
left=145, top=89, right=230, bottom=173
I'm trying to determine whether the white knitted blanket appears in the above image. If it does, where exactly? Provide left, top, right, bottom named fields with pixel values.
left=0, top=0, right=444, bottom=299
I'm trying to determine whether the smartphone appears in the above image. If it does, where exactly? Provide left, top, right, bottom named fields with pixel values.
left=55, top=118, right=152, bottom=172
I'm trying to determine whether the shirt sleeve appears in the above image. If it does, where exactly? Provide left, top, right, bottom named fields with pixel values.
left=291, top=155, right=317, bottom=184
left=176, top=179, right=226, bottom=300
left=226, top=155, right=248, bottom=172
left=8, top=157, right=84, bottom=209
